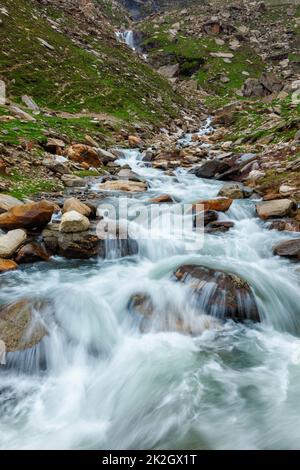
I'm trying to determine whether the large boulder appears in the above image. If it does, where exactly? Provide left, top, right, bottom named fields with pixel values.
left=273, top=239, right=300, bottom=260
left=0, top=259, right=18, bottom=273
left=61, top=174, right=86, bottom=187
left=62, top=197, right=91, bottom=218
left=98, top=180, right=147, bottom=192
left=192, top=160, right=231, bottom=179
left=59, top=211, right=90, bottom=233
left=0, top=229, right=27, bottom=258
left=65, top=144, right=101, bottom=167
left=158, top=63, right=180, bottom=79
left=256, top=199, right=297, bottom=220
left=15, top=242, right=50, bottom=264
left=0, top=194, right=23, bottom=214
left=0, top=201, right=55, bottom=230
left=0, top=300, right=47, bottom=352
left=173, top=265, right=260, bottom=323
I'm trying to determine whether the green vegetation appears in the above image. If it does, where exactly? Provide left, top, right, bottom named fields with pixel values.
left=0, top=170, right=62, bottom=200
left=0, top=0, right=185, bottom=125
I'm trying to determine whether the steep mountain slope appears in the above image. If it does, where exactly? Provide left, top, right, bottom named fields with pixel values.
left=0, top=0, right=186, bottom=124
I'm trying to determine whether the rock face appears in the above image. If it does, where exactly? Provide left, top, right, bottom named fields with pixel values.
left=0, top=194, right=23, bottom=214
left=0, top=259, right=18, bottom=273
left=62, top=197, right=91, bottom=217
left=66, top=144, right=101, bottom=167
left=15, top=242, right=49, bottom=264
left=0, top=300, right=47, bottom=352
left=273, top=239, right=300, bottom=260
left=0, top=201, right=55, bottom=230
left=0, top=229, right=27, bottom=258
left=193, top=198, right=233, bottom=212
left=256, top=199, right=297, bottom=220
left=59, top=211, right=90, bottom=233
left=98, top=180, right=147, bottom=192
left=173, top=265, right=260, bottom=323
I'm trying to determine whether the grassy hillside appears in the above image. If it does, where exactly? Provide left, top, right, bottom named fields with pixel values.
left=0, top=0, right=185, bottom=124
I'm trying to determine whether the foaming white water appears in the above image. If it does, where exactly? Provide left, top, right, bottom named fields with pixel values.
left=115, top=30, right=136, bottom=50
left=1, top=132, right=300, bottom=450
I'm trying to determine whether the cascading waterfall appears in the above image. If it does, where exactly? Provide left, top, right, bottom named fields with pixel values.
left=115, top=30, right=136, bottom=51
left=1, top=121, right=300, bottom=450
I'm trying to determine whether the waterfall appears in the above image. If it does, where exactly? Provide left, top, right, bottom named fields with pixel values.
left=115, top=30, right=136, bottom=51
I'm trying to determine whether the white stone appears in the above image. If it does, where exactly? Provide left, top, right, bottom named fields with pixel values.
left=0, top=229, right=27, bottom=258
left=59, top=211, right=90, bottom=233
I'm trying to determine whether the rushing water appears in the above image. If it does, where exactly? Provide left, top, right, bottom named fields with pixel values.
left=115, top=30, right=136, bottom=51
left=1, top=125, right=300, bottom=450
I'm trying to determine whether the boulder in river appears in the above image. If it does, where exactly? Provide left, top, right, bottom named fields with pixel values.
left=98, top=180, right=147, bottom=192
left=0, top=299, right=47, bottom=352
left=59, top=211, right=90, bottom=233
left=62, top=197, right=92, bottom=218
left=0, top=229, right=27, bottom=258
left=206, top=221, right=234, bottom=233
left=193, top=198, right=233, bottom=212
left=0, top=258, right=18, bottom=273
left=15, top=242, right=50, bottom=264
left=256, top=199, right=297, bottom=220
left=218, top=183, right=252, bottom=199
left=148, top=194, right=174, bottom=204
left=273, top=239, right=300, bottom=260
left=192, top=159, right=231, bottom=179
left=0, top=201, right=55, bottom=230
left=173, top=264, right=260, bottom=323
left=0, top=194, right=23, bottom=214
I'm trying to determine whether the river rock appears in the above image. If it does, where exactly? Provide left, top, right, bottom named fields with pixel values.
left=128, top=135, right=142, bottom=147
left=96, top=148, right=116, bottom=164
left=15, top=242, right=49, bottom=264
left=61, top=174, right=86, bottom=187
left=173, top=265, right=260, bottom=323
left=0, top=229, right=27, bottom=258
left=98, top=180, right=147, bottom=192
left=206, top=221, right=234, bottom=233
left=62, top=197, right=91, bottom=217
left=59, top=211, right=90, bottom=233
left=0, top=258, right=18, bottom=273
left=0, top=300, right=47, bottom=352
left=148, top=194, right=173, bottom=203
left=193, top=198, right=233, bottom=212
left=192, top=160, right=231, bottom=178
left=66, top=144, right=101, bottom=167
left=268, top=219, right=300, bottom=232
left=256, top=199, right=297, bottom=219
left=218, top=184, right=250, bottom=199
left=0, top=201, right=55, bottom=230
left=273, top=239, right=300, bottom=260
left=0, top=194, right=23, bottom=214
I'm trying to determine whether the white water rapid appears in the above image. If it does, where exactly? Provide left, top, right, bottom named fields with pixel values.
left=1, top=123, right=300, bottom=450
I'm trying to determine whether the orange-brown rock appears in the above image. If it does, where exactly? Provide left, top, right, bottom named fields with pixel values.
left=0, top=258, right=18, bottom=273
left=128, top=135, right=142, bottom=147
left=192, top=198, right=233, bottom=212
left=15, top=242, right=50, bottom=264
left=148, top=194, right=173, bottom=203
left=66, top=144, right=101, bottom=168
left=0, top=201, right=55, bottom=230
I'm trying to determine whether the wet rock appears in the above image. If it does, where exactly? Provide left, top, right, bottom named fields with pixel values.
left=62, top=197, right=91, bottom=218
left=0, top=201, right=55, bottom=230
left=0, top=258, right=18, bottom=273
left=61, top=174, right=85, bottom=187
left=206, top=221, right=234, bottom=233
left=95, top=148, right=116, bottom=164
left=256, top=199, right=297, bottom=220
left=59, top=210, right=90, bottom=233
left=0, top=300, right=47, bottom=352
left=192, top=160, right=231, bottom=179
left=66, top=144, right=101, bottom=167
left=0, top=194, right=23, bottom=214
left=218, top=183, right=251, bottom=199
left=193, top=198, right=233, bottom=212
left=0, top=229, right=27, bottom=258
left=174, top=265, right=260, bottom=323
left=117, top=168, right=146, bottom=183
left=98, top=180, right=147, bottom=192
left=273, top=239, right=300, bottom=260
left=148, top=194, right=173, bottom=203
left=268, top=219, right=300, bottom=232
left=15, top=242, right=49, bottom=264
